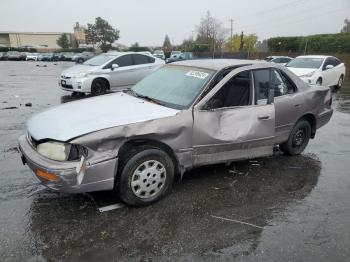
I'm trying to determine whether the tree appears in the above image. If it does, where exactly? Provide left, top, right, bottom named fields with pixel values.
left=341, top=19, right=350, bottom=33
left=128, top=42, right=150, bottom=52
left=86, top=17, right=120, bottom=52
left=225, top=33, right=258, bottom=52
left=163, top=35, right=172, bottom=52
left=196, top=11, right=227, bottom=53
left=56, top=33, right=70, bottom=49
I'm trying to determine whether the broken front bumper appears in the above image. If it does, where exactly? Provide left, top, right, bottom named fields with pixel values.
left=18, top=135, right=117, bottom=193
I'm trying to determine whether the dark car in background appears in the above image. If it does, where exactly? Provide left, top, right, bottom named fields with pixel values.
left=61, top=52, right=75, bottom=61
left=38, top=53, right=55, bottom=61
left=72, top=51, right=95, bottom=63
left=52, top=53, right=66, bottom=61
left=6, top=51, right=26, bottom=61
left=0, top=52, right=6, bottom=60
left=166, top=52, right=194, bottom=63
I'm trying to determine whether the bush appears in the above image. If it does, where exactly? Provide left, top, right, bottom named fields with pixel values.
left=54, top=47, right=95, bottom=53
left=0, top=47, right=37, bottom=52
left=267, top=33, right=350, bottom=53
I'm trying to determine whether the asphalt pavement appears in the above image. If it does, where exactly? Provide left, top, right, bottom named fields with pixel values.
left=1, top=61, right=350, bottom=261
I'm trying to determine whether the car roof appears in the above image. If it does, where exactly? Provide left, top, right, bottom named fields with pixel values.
left=271, top=56, right=291, bottom=59
left=295, top=55, right=329, bottom=59
left=173, top=59, right=268, bottom=71
left=105, top=51, right=154, bottom=57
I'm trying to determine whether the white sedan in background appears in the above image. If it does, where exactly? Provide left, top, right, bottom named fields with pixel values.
left=59, top=52, right=165, bottom=95
left=26, top=53, right=39, bottom=61
left=286, top=55, right=346, bottom=87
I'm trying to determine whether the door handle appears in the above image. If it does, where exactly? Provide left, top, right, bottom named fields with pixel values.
left=258, top=115, right=270, bottom=120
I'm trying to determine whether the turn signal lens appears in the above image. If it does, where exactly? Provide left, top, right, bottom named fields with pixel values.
left=36, top=169, right=59, bottom=181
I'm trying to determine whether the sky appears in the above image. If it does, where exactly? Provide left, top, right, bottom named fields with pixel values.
left=0, top=0, right=349, bottom=46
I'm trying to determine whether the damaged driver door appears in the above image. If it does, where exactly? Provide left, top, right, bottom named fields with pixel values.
left=192, top=67, right=275, bottom=166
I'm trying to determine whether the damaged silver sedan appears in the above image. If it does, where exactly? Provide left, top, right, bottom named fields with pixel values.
left=19, top=59, right=333, bottom=206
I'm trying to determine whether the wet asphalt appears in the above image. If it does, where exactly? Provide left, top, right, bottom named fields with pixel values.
left=0, top=61, right=350, bottom=262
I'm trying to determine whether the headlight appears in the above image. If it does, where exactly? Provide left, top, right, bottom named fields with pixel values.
left=76, top=71, right=92, bottom=78
left=37, top=141, right=88, bottom=161
left=37, top=142, right=71, bottom=161
left=302, top=71, right=315, bottom=78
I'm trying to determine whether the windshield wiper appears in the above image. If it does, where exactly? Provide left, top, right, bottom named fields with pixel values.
left=129, top=90, right=164, bottom=106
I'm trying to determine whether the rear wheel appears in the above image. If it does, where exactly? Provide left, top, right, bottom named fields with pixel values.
left=117, top=148, right=174, bottom=206
left=91, top=79, right=107, bottom=96
left=280, top=120, right=311, bottom=155
left=337, top=75, right=344, bottom=88
left=77, top=58, right=84, bottom=63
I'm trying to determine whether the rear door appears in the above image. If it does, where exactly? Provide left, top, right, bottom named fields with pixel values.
left=107, top=54, right=135, bottom=89
left=131, top=54, right=156, bottom=82
left=272, top=68, right=302, bottom=143
left=192, top=66, right=275, bottom=166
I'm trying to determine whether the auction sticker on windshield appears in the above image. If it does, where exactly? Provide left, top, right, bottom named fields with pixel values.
left=186, top=71, right=209, bottom=79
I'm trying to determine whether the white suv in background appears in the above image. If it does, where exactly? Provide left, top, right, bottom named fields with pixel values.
left=286, top=55, right=346, bottom=88
left=59, top=52, right=165, bottom=95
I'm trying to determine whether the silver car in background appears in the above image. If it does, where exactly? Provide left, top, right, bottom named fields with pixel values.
left=20, top=59, right=333, bottom=206
left=59, top=52, right=165, bottom=95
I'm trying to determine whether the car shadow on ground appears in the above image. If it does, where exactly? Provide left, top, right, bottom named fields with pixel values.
left=28, top=152, right=321, bottom=261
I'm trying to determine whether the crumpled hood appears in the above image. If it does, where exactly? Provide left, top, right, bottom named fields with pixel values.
left=286, top=67, right=316, bottom=77
left=61, top=64, right=97, bottom=77
left=27, top=93, right=180, bottom=141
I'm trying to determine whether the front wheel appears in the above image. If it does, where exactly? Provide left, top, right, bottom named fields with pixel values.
left=91, top=79, right=107, bottom=96
left=280, top=120, right=311, bottom=155
left=117, top=148, right=174, bottom=206
left=316, top=78, right=322, bottom=85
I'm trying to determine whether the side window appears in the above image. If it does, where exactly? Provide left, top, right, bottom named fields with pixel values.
left=253, top=69, right=270, bottom=103
left=133, top=54, right=151, bottom=65
left=333, top=57, right=340, bottom=66
left=147, top=56, right=155, bottom=63
left=203, top=71, right=251, bottom=110
left=272, top=70, right=296, bottom=97
left=272, top=70, right=287, bottom=97
left=115, top=54, right=133, bottom=67
left=322, top=58, right=332, bottom=70
left=281, top=58, right=291, bottom=63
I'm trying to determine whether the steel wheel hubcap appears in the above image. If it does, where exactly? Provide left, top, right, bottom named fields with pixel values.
left=339, top=77, right=343, bottom=86
left=131, top=160, right=166, bottom=199
left=293, top=128, right=305, bottom=147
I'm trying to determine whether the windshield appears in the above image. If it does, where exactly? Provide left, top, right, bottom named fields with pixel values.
left=131, top=65, right=215, bottom=109
left=286, top=57, right=324, bottom=69
left=83, top=54, right=116, bottom=66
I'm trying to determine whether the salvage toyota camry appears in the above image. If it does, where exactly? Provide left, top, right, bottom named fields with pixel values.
left=19, top=59, right=333, bottom=206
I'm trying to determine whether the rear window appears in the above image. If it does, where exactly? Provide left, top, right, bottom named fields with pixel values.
left=133, top=54, right=152, bottom=65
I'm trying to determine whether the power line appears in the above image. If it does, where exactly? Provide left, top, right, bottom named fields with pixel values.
left=238, top=7, right=347, bottom=33
left=233, top=0, right=305, bottom=20
left=236, top=0, right=335, bottom=30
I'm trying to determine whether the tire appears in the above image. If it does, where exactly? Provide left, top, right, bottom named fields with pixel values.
left=77, top=58, right=84, bottom=64
left=117, top=147, right=175, bottom=206
left=336, top=75, right=344, bottom=88
left=280, top=120, right=312, bottom=156
left=91, top=79, right=107, bottom=96
left=316, top=78, right=322, bottom=85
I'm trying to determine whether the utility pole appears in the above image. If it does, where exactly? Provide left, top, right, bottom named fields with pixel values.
left=304, top=38, right=308, bottom=55
left=229, top=18, right=234, bottom=52
left=239, top=31, right=244, bottom=51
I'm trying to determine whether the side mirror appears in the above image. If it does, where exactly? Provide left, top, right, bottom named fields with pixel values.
left=111, top=64, right=119, bottom=70
left=325, top=64, right=334, bottom=70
